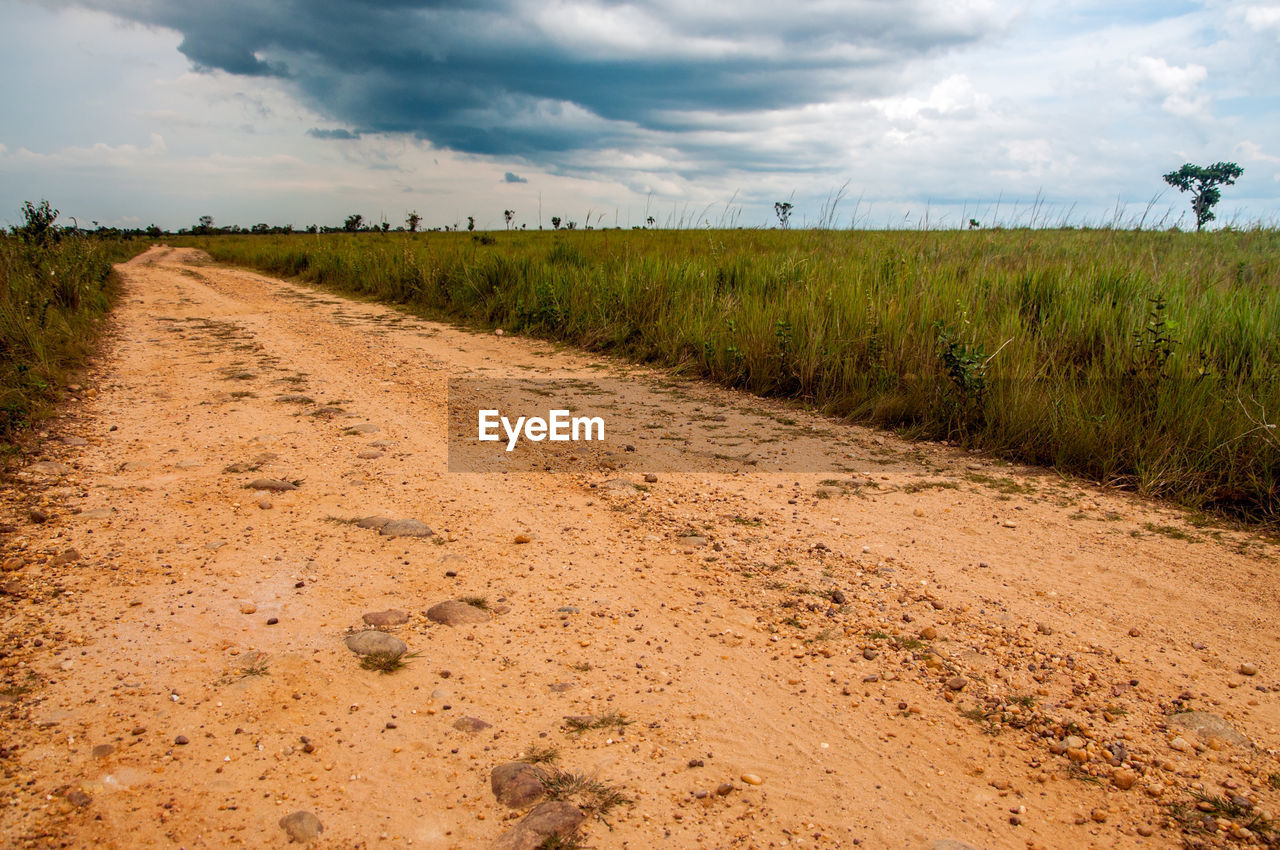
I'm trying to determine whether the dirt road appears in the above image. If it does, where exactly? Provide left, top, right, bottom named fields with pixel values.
left=1, top=246, right=1277, bottom=849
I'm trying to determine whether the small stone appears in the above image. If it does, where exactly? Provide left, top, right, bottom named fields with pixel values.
left=492, top=801, right=584, bottom=850
left=346, top=423, right=380, bottom=434
left=344, top=631, right=408, bottom=657
left=1239, top=662, right=1258, bottom=676
left=239, top=602, right=257, bottom=615
left=30, top=461, right=71, bottom=475
left=687, top=759, right=704, bottom=768
left=1167, top=711, right=1250, bottom=747
left=1169, top=736, right=1192, bottom=752
left=919, top=626, right=937, bottom=640
left=1137, top=825, right=1154, bottom=837
left=130, top=726, right=146, bottom=736
left=1064, top=735, right=1086, bottom=750
left=1112, top=768, right=1137, bottom=790
left=741, top=773, right=763, bottom=786
left=257, top=499, right=272, bottom=510
left=452, top=716, right=492, bottom=733
left=355, top=516, right=392, bottom=529
left=932, top=842, right=982, bottom=850
left=427, top=600, right=491, bottom=625
left=362, top=609, right=409, bottom=628
left=1128, top=627, right=1142, bottom=637
left=644, top=473, right=658, bottom=483
left=491, top=762, right=547, bottom=809
left=174, top=735, right=189, bottom=746
left=266, top=617, right=279, bottom=625
left=247, top=478, right=297, bottom=491
left=91, top=744, right=114, bottom=759
left=356, top=451, right=383, bottom=459
left=379, top=518, right=433, bottom=538
left=279, top=810, right=323, bottom=843
left=1090, top=809, right=1108, bottom=823
left=716, top=783, right=734, bottom=796
left=945, top=676, right=968, bottom=691
left=862, top=647, right=877, bottom=660
left=513, top=534, right=532, bottom=544
left=29, top=508, right=49, bottom=524
left=65, top=789, right=92, bottom=808
left=1036, top=623, right=1053, bottom=635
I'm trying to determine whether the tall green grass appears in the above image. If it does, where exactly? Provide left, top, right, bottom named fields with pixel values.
left=0, top=233, right=143, bottom=443
left=185, top=228, right=1280, bottom=521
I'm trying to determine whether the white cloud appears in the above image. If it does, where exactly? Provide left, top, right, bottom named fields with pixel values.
left=1128, top=56, right=1210, bottom=117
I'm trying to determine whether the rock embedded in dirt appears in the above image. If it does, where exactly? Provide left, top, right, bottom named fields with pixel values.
left=932, top=841, right=982, bottom=850
left=279, top=810, right=324, bottom=843
left=65, top=789, right=92, bottom=808
left=30, top=461, right=71, bottom=475
left=362, top=609, right=409, bottom=627
left=945, top=676, right=968, bottom=691
left=1112, top=768, right=1138, bottom=790
left=453, top=716, right=492, bottom=733
left=427, top=600, right=491, bottom=625
left=247, top=478, right=297, bottom=492
left=356, top=450, right=383, bottom=459
left=492, top=801, right=585, bottom=850
left=355, top=516, right=392, bottom=529
left=678, top=535, right=708, bottom=547
left=644, top=473, right=658, bottom=483
left=379, top=519, right=434, bottom=538
left=491, top=762, right=547, bottom=809
left=91, top=744, right=114, bottom=759
left=1168, top=711, right=1251, bottom=747
left=344, top=631, right=408, bottom=657
left=1239, top=662, right=1259, bottom=676
left=239, top=602, right=257, bottom=614
left=29, top=508, right=49, bottom=524
left=347, top=423, right=380, bottom=434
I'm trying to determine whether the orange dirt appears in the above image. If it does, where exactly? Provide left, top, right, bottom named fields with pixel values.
left=1, top=246, right=1277, bottom=849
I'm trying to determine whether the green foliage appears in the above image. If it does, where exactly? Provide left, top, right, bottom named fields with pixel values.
left=343, top=213, right=363, bottom=232
left=180, top=227, right=1280, bottom=522
left=1163, top=162, right=1244, bottom=231
left=2, top=204, right=144, bottom=443
left=774, top=201, right=793, bottom=229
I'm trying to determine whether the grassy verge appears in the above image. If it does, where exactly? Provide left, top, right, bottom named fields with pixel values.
left=1, top=230, right=145, bottom=446
left=182, top=228, right=1280, bottom=522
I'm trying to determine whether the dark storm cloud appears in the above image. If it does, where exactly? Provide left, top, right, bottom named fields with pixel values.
left=503, top=171, right=527, bottom=183
left=307, top=127, right=360, bottom=140
left=76, top=0, right=1010, bottom=164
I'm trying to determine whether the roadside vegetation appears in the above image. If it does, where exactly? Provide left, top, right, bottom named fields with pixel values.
left=181, top=227, right=1280, bottom=521
left=1, top=201, right=144, bottom=445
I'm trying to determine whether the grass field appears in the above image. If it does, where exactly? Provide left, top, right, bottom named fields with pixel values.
left=0, top=232, right=144, bottom=444
left=185, top=228, right=1280, bottom=522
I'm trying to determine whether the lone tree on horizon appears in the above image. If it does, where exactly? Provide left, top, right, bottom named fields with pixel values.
left=406, top=211, right=421, bottom=232
left=774, top=201, right=793, bottom=229
left=1163, top=162, right=1244, bottom=231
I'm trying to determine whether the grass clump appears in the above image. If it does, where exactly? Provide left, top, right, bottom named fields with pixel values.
left=1, top=204, right=144, bottom=445
left=360, top=650, right=420, bottom=674
left=459, top=595, right=489, bottom=610
left=564, top=710, right=632, bottom=736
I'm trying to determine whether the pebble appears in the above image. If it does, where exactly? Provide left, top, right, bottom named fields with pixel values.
left=491, top=762, right=547, bottom=809
left=492, top=801, right=584, bottom=850
left=1128, top=627, right=1142, bottom=637
left=344, top=631, right=408, bottom=657
left=919, top=626, right=937, bottom=640
left=945, top=676, right=968, bottom=691
left=1167, top=711, right=1250, bottom=747
left=1239, top=662, right=1258, bottom=676
left=362, top=609, right=409, bottom=627
left=644, top=473, right=658, bottom=483
left=356, top=451, right=383, bottom=459
left=91, top=744, right=114, bottom=759
left=741, top=773, right=763, bottom=786
left=379, top=518, right=433, bottom=538
left=427, top=600, right=491, bottom=625
left=452, top=716, right=492, bottom=733
left=279, top=810, right=323, bottom=843
left=862, top=648, right=877, bottom=660
left=174, top=735, right=189, bottom=746
left=247, top=478, right=297, bottom=491
left=716, top=783, right=734, bottom=796
left=1169, top=736, right=1192, bottom=753
left=1112, top=768, right=1137, bottom=790
left=239, top=602, right=257, bottom=614
left=29, top=508, right=49, bottom=524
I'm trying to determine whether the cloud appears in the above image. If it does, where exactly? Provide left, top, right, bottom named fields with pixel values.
left=503, top=171, right=527, bottom=183
left=307, top=127, right=360, bottom=140
left=71, top=0, right=1012, bottom=168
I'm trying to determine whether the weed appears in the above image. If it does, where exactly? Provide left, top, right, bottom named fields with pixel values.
left=519, top=744, right=560, bottom=765
left=570, top=662, right=593, bottom=672
left=360, top=650, right=420, bottom=674
left=540, top=769, right=633, bottom=822
left=565, top=711, right=633, bottom=736
left=459, top=595, right=489, bottom=611
left=239, top=652, right=270, bottom=678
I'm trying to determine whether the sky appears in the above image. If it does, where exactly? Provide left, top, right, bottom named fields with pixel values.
left=1, top=0, right=1277, bottom=231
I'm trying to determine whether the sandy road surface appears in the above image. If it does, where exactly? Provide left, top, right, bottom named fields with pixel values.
left=1, top=246, right=1278, bottom=849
